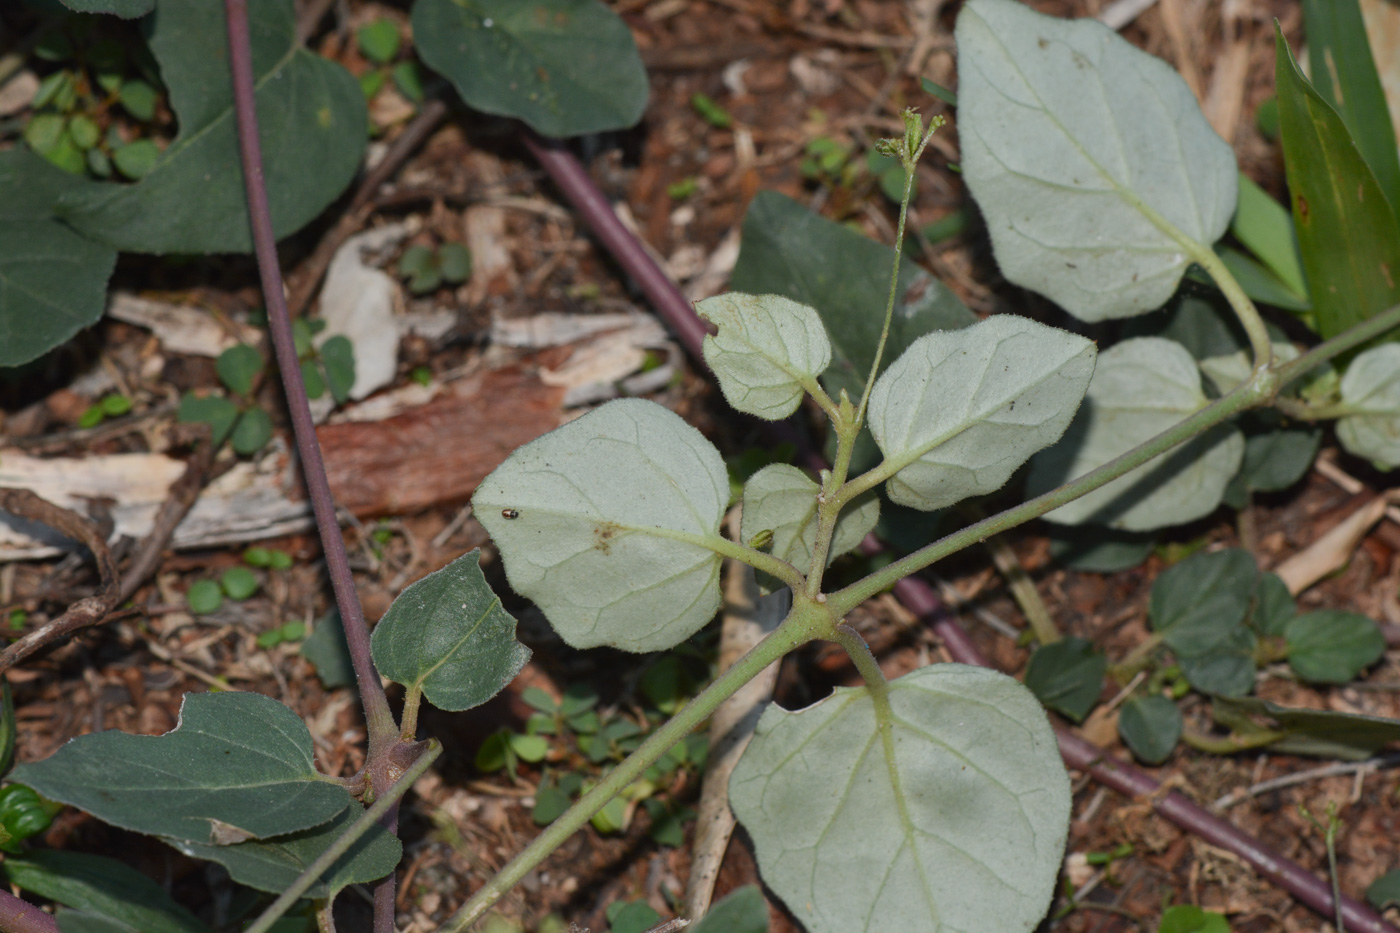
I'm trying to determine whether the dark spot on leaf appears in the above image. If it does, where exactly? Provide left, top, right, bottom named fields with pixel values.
left=593, top=522, right=621, bottom=555
left=1296, top=193, right=1309, bottom=223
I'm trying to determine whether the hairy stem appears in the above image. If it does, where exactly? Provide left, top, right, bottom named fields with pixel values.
left=1186, top=243, right=1274, bottom=371
left=436, top=604, right=829, bottom=932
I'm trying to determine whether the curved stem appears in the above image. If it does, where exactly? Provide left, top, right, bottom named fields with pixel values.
left=243, top=741, right=442, bottom=933
left=1188, top=243, right=1274, bottom=371
left=435, top=605, right=828, bottom=933
left=1274, top=300, right=1400, bottom=387
left=833, top=623, right=890, bottom=700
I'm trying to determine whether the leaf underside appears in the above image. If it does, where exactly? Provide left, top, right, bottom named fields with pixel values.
left=698, top=292, right=833, bottom=420
left=1336, top=343, right=1400, bottom=469
left=740, top=463, right=878, bottom=592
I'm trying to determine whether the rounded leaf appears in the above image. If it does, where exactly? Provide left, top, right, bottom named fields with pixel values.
left=1026, top=338, right=1244, bottom=530
left=1118, top=694, right=1182, bottom=765
left=739, top=463, right=878, bottom=585
left=697, top=293, right=833, bottom=420
left=867, top=314, right=1095, bottom=511
left=1284, top=610, right=1385, bottom=684
left=956, top=0, right=1237, bottom=321
left=412, top=0, right=648, bottom=138
left=474, top=399, right=729, bottom=652
left=1336, top=344, right=1400, bottom=470
left=730, top=664, right=1070, bottom=933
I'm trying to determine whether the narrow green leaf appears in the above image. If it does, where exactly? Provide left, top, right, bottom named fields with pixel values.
left=1026, top=338, right=1244, bottom=530
left=1118, top=695, right=1182, bottom=765
left=371, top=550, right=530, bottom=712
left=739, top=464, right=878, bottom=590
left=474, top=399, right=729, bottom=652
left=412, top=0, right=648, bottom=138
left=956, top=0, right=1237, bottom=321
left=4, top=852, right=209, bottom=933
left=1023, top=637, right=1105, bottom=723
left=60, top=0, right=366, bottom=253
left=1212, top=696, right=1400, bottom=760
left=696, top=293, right=832, bottom=420
left=1275, top=27, right=1400, bottom=340
left=867, top=314, right=1095, bottom=511
left=1301, top=0, right=1400, bottom=204
left=1230, top=174, right=1307, bottom=299
left=170, top=803, right=402, bottom=898
left=730, top=664, right=1070, bottom=933
left=1285, top=610, right=1385, bottom=684
left=1335, top=343, right=1400, bottom=469
left=0, top=149, right=117, bottom=366
left=11, top=692, right=350, bottom=845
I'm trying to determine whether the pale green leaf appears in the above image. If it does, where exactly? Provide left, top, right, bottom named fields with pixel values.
left=697, top=293, right=832, bottom=420
left=740, top=464, right=878, bottom=585
left=955, top=0, right=1237, bottom=321
left=867, top=314, right=1095, bottom=511
left=5, top=852, right=208, bottom=933
left=171, top=804, right=402, bottom=898
left=12, top=692, right=349, bottom=845
left=730, top=664, right=1070, bottom=933
left=1198, top=340, right=1297, bottom=395
left=1336, top=343, right=1400, bottom=469
left=371, top=549, right=530, bottom=711
left=474, top=399, right=729, bottom=652
left=1026, top=338, right=1244, bottom=530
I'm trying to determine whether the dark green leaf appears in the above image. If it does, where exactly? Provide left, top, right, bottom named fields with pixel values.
left=691, top=885, right=769, bottom=933
left=185, top=579, right=222, bottom=614
left=0, top=680, right=14, bottom=775
left=111, top=140, right=159, bottom=180
left=319, top=335, right=355, bottom=405
left=0, top=149, right=117, bottom=366
left=171, top=803, right=401, bottom=898
left=356, top=19, right=401, bottom=65
left=119, top=80, right=159, bottom=121
left=5, top=851, right=209, bottom=933
left=231, top=406, right=273, bottom=455
left=1212, top=696, right=1400, bottom=760
left=57, top=0, right=153, bottom=17
left=56, top=913, right=140, bottom=933
left=215, top=344, right=263, bottom=396
left=437, top=242, right=472, bottom=283
left=1044, top=526, right=1155, bottom=573
left=532, top=784, right=572, bottom=824
left=1149, top=548, right=1258, bottom=658
left=299, top=358, right=325, bottom=400
left=301, top=610, right=354, bottom=689
left=691, top=92, right=733, bottom=129
left=1157, top=904, right=1230, bottom=933
left=11, top=692, right=350, bottom=844
left=919, top=76, right=957, bottom=106
left=1230, top=173, right=1307, bottom=300
left=1251, top=572, right=1295, bottom=637
left=392, top=61, right=424, bottom=102
left=1301, top=0, right=1400, bottom=204
left=608, top=901, right=662, bottom=933
left=1023, top=637, right=1105, bottom=723
left=1367, top=869, right=1400, bottom=911
left=1118, top=695, right=1182, bottom=765
left=1284, top=610, right=1385, bottom=683
left=412, top=0, right=648, bottom=138
left=1229, top=417, right=1320, bottom=497
left=1275, top=27, right=1400, bottom=340
left=1175, top=626, right=1257, bottom=697
left=1124, top=296, right=1246, bottom=362
left=60, top=0, right=366, bottom=253
left=371, top=550, right=530, bottom=712
left=176, top=393, right=239, bottom=446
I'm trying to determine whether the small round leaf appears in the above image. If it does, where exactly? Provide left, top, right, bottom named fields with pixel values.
left=1285, top=610, right=1385, bottom=684
left=1118, top=694, right=1182, bottom=765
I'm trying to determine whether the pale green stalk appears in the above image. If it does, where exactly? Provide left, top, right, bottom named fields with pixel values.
left=245, top=741, right=442, bottom=933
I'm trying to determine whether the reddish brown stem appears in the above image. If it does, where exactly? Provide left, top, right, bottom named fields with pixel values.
left=0, top=890, right=59, bottom=933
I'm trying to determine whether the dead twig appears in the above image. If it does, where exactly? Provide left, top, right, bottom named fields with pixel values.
left=118, top=430, right=219, bottom=604
left=0, top=488, right=119, bottom=674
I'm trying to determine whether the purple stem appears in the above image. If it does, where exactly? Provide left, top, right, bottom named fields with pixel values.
left=524, top=128, right=1400, bottom=933
left=223, top=1, right=400, bottom=926
left=0, top=891, right=58, bottom=933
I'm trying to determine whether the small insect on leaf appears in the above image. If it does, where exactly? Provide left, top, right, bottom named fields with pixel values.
left=501, top=509, right=520, bottom=520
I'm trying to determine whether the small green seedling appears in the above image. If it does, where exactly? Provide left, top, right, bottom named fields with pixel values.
left=243, top=546, right=293, bottom=571
left=77, top=393, right=133, bottom=429
left=397, top=242, right=472, bottom=295
left=690, top=92, right=733, bottom=129
left=475, top=728, right=548, bottom=781
left=186, top=566, right=261, bottom=615
left=354, top=18, right=424, bottom=114
left=1158, top=905, right=1232, bottom=933
left=256, top=621, right=307, bottom=650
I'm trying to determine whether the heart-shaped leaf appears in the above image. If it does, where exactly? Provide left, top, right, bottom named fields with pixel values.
left=1118, top=694, right=1182, bottom=765
left=412, top=0, right=648, bottom=138
left=730, top=664, right=1070, bottom=933
left=12, top=692, right=349, bottom=845
left=371, top=549, right=530, bottom=711
left=474, top=399, right=729, bottom=652
left=697, top=293, right=832, bottom=420
left=1335, top=343, right=1400, bottom=470
left=59, top=0, right=366, bottom=254
left=956, top=0, right=1237, bottom=321
left=867, top=314, right=1095, bottom=511
left=1026, top=338, right=1244, bottom=530
left=739, top=463, right=878, bottom=589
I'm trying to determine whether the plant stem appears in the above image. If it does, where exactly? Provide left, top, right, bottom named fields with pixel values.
left=833, top=623, right=890, bottom=700
left=243, top=741, right=442, bottom=933
left=828, top=377, right=1267, bottom=617
left=1179, top=727, right=1286, bottom=755
left=435, top=606, right=827, bottom=933
left=222, top=0, right=397, bottom=751
left=1274, top=300, right=1400, bottom=387
left=1186, top=242, right=1274, bottom=370
left=0, top=891, right=58, bottom=933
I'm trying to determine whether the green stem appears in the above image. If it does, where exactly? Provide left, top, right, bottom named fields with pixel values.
left=399, top=686, right=424, bottom=741
left=828, top=377, right=1268, bottom=617
left=666, top=529, right=805, bottom=590
left=435, top=604, right=829, bottom=933
left=1107, top=632, right=1166, bottom=684
left=244, top=740, right=442, bottom=933
left=799, top=375, right=842, bottom=427
left=1179, top=727, right=1285, bottom=754
left=1272, top=397, right=1356, bottom=421
left=1186, top=243, right=1274, bottom=371
left=833, top=623, right=891, bottom=702
left=1274, top=301, right=1400, bottom=387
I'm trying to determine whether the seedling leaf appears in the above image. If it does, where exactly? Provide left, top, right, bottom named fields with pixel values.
left=0, top=150, right=117, bottom=366
left=1118, top=695, right=1182, bottom=765
left=59, top=0, right=366, bottom=254
left=474, top=399, right=729, bottom=652
left=697, top=293, right=833, bottom=420
left=1252, top=571, right=1296, bottom=637
left=412, top=0, right=648, bottom=138
left=171, top=803, right=402, bottom=898
left=740, top=464, right=878, bottom=591
left=867, top=314, right=1095, bottom=511
left=1027, top=338, right=1244, bottom=530
left=1149, top=548, right=1257, bottom=658
left=730, top=664, right=1070, bottom=933
left=12, top=692, right=350, bottom=845
left=372, top=550, right=530, bottom=712
left=1335, top=343, right=1400, bottom=469
left=1158, top=905, right=1231, bottom=933
left=955, top=0, right=1237, bottom=321
left=1023, top=636, right=1105, bottom=723
left=4, top=852, right=209, bottom=933
left=1284, top=610, right=1385, bottom=684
